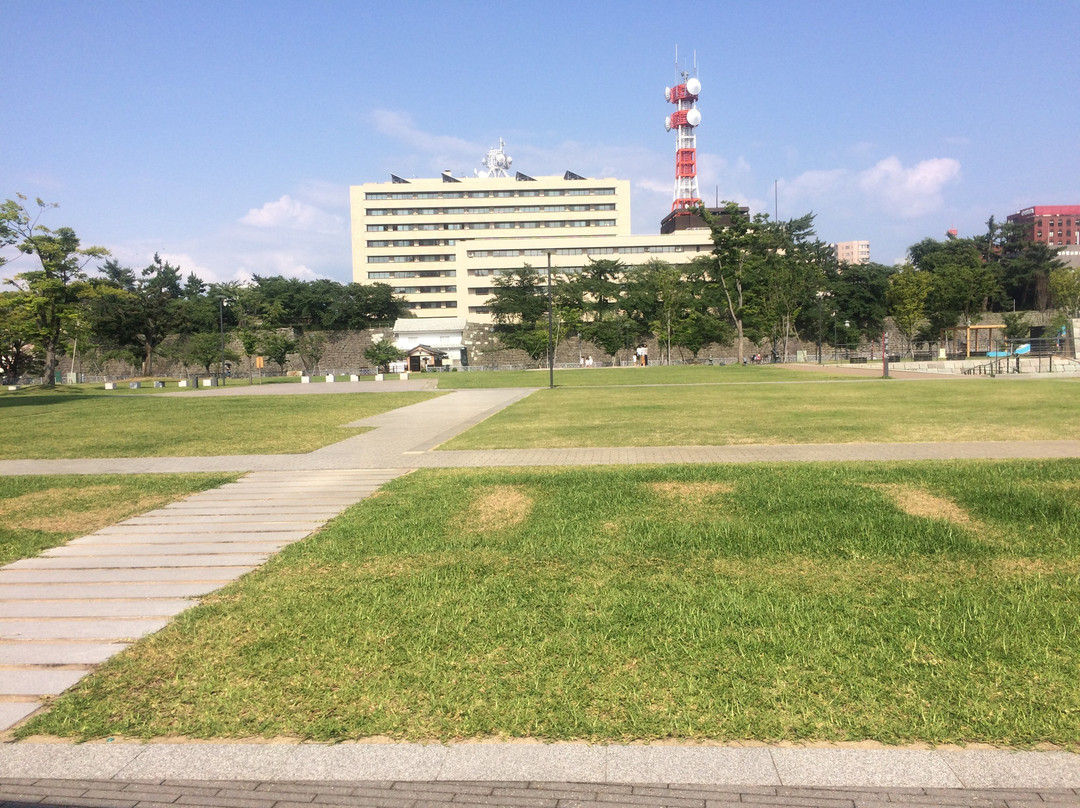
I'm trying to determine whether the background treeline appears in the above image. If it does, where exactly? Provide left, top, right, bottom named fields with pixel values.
left=1, top=196, right=409, bottom=386
left=489, top=203, right=1079, bottom=363
left=5, top=195, right=1080, bottom=385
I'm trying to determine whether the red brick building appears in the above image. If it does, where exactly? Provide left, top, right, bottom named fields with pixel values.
left=1006, top=205, right=1080, bottom=247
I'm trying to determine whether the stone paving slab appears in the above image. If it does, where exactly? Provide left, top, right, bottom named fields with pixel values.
left=0, top=704, right=39, bottom=732
left=769, top=748, right=964, bottom=788
left=0, top=599, right=194, bottom=619
left=64, top=532, right=305, bottom=545
left=94, top=521, right=314, bottom=534
left=0, top=618, right=170, bottom=641
left=6, top=554, right=273, bottom=570
left=45, top=541, right=293, bottom=557
left=0, top=669, right=90, bottom=696
left=0, top=568, right=254, bottom=583
left=0, top=643, right=128, bottom=665
left=605, top=746, right=780, bottom=786
left=0, top=744, right=1078, bottom=791
left=117, top=514, right=328, bottom=526
left=0, top=583, right=229, bottom=599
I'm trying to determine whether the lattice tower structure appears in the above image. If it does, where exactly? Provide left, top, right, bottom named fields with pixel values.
left=665, top=73, right=702, bottom=213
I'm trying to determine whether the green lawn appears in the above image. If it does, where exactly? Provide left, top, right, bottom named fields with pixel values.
left=24, top=460, right=1080, bottom=746
left=437, top=364, right=851, bottom=389
left=442, top=377, right=1080, bottom=449
left=0, top=474, right=240, bottom=566
left=0, top=388, right=443, bottom=459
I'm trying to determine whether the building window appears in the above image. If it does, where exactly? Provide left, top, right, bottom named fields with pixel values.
left=365, top=193, right=389, bottom=200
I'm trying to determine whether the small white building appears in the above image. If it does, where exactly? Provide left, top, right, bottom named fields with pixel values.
left=392, top=317, right=468, bottom=367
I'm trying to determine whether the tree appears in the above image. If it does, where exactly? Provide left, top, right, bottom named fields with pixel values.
left=364, top=339, right=407, bottom=373
left=0, top=292, right=42, bottom=382
left=759, top=213, right=828, bottom=360
left=91, top=254, right=185, bottom=375
left=182, top=332, right=237, bottom=375
left=909, top=235, right=999, bottom=334
left=1, top=196, right=108, bottom=387
left=701, top=202, right=769, bottom=365
left=1049, top=265, right=1080, bottom=319
left=887, top=266, right=931, bottom=358
left=260, top=331, right=296, bottom=375
left=296, top=331, right=327, bottom=374
left=487, top=264, right=551, bottom=362
left=831, top=261, right=893, bottom=340
left=992, top=219, right=1065, bottom=312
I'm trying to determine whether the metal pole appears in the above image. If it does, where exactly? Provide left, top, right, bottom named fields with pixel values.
left=882, top=331, right=890, bottom=379
left=547, top=251, right=554, bottom=389
left=218, top=296, right=226, bottom=386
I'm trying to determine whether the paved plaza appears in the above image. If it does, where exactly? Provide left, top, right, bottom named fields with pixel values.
left=2, top=378, right=1079, bottom=805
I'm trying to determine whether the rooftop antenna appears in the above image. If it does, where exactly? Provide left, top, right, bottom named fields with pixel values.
left=664, top=47, right=702, bottom=214
left=476, top=138, right=513, bottom=178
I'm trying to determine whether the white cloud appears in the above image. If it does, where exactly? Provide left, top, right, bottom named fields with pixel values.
left=857, top=156, right=961, bottom=218
left=240, top=195, right=343, bottom=234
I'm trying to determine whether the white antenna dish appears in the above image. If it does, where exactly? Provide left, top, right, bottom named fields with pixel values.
left=686, top=77, right=701, bottom=96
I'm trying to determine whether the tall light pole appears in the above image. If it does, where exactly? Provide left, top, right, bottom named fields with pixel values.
left=217, top=295, right=227, bottom=386
left=546, top=250, right=554, bottom=389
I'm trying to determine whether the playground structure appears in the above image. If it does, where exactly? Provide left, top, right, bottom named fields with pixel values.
left=939, top=324, right=1006, bottom=359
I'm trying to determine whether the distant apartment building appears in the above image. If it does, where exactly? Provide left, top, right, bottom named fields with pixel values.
left=350, top=142, right=718, bottom=322
left=830, top=240, right=870, bottom=265
left=1006, top=205, right=1080, bottom=268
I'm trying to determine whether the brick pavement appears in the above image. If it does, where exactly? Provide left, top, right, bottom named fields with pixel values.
left=1, top=777, right=1078, bottom=807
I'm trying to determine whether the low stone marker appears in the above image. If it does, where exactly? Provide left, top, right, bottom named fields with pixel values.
left=129, top=382, right=141, bottom=389
left=301, top=376, right=311, bottom=384
left=7, top=385, right=18, bottom=391
left=374, top=373, right=383, bottom=382
left=178, top=380, right=189, bottom=388
left=153, top=381, right=165, bottom=388
left=104, top=382, right=116, bottom=390
left=201, top=378, right=214, bottom=387
left=350, top=374, right=360, bottom=382
left=399, top=372, right=409, bottom=381
left=326, top=374, right=336, bottom=383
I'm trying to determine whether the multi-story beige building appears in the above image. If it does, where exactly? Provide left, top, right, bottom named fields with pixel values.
left=830, top=240, right=871, bottom=265
left=350, top=142, right=716, bottom=322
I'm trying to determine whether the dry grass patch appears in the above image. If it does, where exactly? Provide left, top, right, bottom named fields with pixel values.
left=461, top=485, right=534, bottom=534
left=865, top=483, right=973, bottom=526
left=0, top=485, right=178, bottom=533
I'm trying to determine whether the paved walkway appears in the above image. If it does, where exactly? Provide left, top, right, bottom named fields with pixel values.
left=3, top=381, right=1080, bottom=803
left=1, top=744, right=1079, bottom=805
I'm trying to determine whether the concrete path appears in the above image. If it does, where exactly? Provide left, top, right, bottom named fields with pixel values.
left=1, top=743, right=1079, bottom=805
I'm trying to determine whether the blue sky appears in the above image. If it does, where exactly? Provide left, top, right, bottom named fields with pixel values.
left=3, top=0, right=1078, bottom=285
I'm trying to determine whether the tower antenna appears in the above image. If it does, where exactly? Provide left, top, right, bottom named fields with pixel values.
left=664, top=48, right=703, bottom=214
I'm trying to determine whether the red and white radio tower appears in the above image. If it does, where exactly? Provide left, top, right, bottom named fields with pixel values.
left=664, top=56, right=702, bottom=213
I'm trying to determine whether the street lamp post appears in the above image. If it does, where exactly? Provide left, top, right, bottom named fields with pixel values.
left=217, top=295, right=227, bottom=386
left=546, top=251, right=554, bottom=389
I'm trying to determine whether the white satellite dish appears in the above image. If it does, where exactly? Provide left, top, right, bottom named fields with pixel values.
left=686, top=77, right=701, bottom=96
left=687, top=108, right=701, bottom=127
